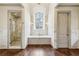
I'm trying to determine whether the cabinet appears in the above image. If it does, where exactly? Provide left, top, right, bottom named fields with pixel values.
left=28, top=36, right=51, bottom=44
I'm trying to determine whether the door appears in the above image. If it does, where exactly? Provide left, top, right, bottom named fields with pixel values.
left=57, top=12, right=70, bottom=48
left=8, top=11, right=22, bottom=48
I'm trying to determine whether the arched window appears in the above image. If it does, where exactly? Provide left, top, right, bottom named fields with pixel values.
left=35, top=12, right=43, bottom=29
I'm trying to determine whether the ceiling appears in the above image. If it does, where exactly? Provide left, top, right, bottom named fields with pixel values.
left=57, top=3, right=79, bottom=7
left=0, top=3, right=22, bottom=6
left=0, top=3, right=79, bottom=7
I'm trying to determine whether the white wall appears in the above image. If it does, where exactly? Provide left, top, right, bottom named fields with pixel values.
left=48, top=4, right=58, bottom=48
left=56, top=6, right=79, bottom=48
left=0, top=5, right=22, bottom=49
left=22, top=4, right=30, bottom=48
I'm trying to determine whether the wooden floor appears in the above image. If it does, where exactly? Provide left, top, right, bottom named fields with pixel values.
left=0, top=45, right=79, bottom=56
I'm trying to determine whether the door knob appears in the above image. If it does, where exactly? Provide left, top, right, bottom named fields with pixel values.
left=67, top=34, right=69, bottom=36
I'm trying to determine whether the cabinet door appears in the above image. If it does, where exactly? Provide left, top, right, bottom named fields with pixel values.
left=39, top=38, right=51, bottom=44
left=28, top=38, right=40, bottom=44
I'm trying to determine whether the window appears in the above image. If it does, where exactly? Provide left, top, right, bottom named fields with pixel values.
left=35, top=12, right=43, bottom=29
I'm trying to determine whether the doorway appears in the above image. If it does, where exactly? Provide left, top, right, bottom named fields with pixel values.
left=57, top=11, right=71, bottom=48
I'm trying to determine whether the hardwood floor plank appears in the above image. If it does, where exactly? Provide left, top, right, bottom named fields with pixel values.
left=0, top=45, right=79, bottom=56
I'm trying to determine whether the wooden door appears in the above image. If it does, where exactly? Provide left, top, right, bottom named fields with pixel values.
left=57, top=12, right=70, bottom=48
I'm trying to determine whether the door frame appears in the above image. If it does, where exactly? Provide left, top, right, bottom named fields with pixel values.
left=55, top=10, right=71, bottom=48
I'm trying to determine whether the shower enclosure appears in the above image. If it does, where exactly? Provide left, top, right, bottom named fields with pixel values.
left=8, top=10, right=23, bottom=48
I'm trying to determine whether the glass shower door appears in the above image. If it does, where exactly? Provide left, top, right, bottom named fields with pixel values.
left=9, top=11, right=22, bottom=48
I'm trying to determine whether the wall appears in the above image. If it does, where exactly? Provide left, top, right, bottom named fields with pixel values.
left=48, top=4, right=58, bottom=48
left=22, top=4, right=30, bottom=48
left=24, top=4, right=57, bottom=46
left=56, top=6, right=79, bottom=48
left=23, top=4, right=57, bottom=47
left=24, top=4, right=52, bottom=45
left=0, top=5, right=23, bottom=49
left=30, top=4, right=49, bottom=36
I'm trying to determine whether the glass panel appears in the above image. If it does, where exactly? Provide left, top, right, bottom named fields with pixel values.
left=9, top=11, right=22, bottom=48
left=35, top=12, right=43, bottom=29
